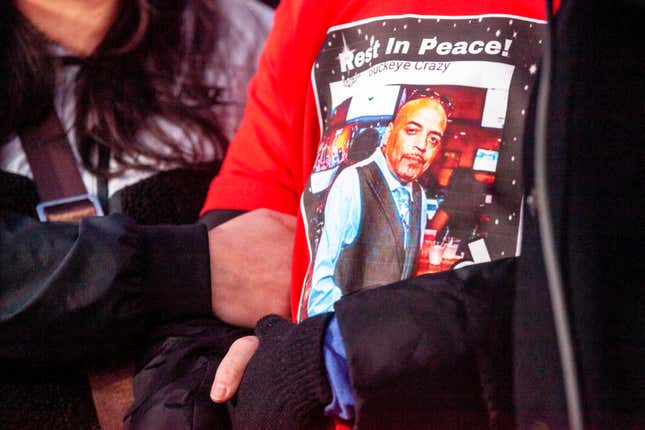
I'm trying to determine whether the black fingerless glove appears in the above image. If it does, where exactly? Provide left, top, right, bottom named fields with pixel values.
left=230, top=313, right=334, bottom=430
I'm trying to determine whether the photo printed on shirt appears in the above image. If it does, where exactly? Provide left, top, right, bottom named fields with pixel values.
left=299, top=14, right=546, bottom=321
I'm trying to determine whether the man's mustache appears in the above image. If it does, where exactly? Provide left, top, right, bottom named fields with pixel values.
left=401, top=154, right=424, bottom=163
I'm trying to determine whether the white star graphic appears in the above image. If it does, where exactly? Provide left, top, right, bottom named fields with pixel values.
left=337, top=34, right=355, bottom=67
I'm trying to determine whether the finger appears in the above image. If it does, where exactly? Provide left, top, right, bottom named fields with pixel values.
left=210, top=336, right=259, bottom=403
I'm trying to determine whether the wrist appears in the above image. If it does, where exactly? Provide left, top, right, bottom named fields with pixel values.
left=141, top=222, right=212, bottom=321
left=232, top=314, right=334, bottom=430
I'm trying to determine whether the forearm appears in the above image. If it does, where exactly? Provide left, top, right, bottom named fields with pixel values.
left=203, top=208, right=294, bottom=328
left=0, top=212, right=212, bottom=365
left=308, top=276, right=342, bottom=316
left=227, top=259, right=515, bottom=429
left=231, top=313, right=334, bottom=430
left=334, top=258, right=515, bottom=429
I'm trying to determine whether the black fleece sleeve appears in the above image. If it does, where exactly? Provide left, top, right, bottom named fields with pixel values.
left=0, top=211, right=212, bottom=366
left=230, top=313, right=334, bottom=430
left=334, top=258, right=516, bottom=430
left=198, top=209, right=246, bottom=229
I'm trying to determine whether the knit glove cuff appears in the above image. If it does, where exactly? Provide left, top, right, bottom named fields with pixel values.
left=231, top=313, right=334, bottom=430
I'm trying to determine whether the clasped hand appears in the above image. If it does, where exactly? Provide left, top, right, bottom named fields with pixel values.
left=206, top=208, right=294, bottom=402
left=208, top=208, right=295, bottom=328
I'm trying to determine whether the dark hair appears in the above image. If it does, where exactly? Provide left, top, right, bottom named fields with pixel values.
left=348, top=128, right=380, bottom=164
left=0, top=0, right=230, bottom=176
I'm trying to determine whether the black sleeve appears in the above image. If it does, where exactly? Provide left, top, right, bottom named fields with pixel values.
left=230, top=314, right=334, bottom=430
left=125, top=317, right=252, bottom=430
left=198, top=209, right=246, bottom=229
left=0, top=211, right=212, bottom=366
left=229, top=260, right=513, bottom=430
left=334, top=258, right=516, bottom=430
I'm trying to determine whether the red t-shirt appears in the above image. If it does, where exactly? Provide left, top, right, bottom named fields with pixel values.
left=202, top=1, right=555, bottom=425
left=203, top=0, right=552, bottom=309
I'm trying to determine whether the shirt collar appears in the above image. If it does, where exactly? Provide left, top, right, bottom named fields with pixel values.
left=372, top=148, right=414, bottom=197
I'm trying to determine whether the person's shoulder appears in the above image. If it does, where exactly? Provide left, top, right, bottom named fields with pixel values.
left=202, top=0, right=273, bottom=67
left=212, top=0, right=273, bottom=34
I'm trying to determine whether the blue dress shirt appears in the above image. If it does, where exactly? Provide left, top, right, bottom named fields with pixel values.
left=323, top=315, right=355, bottom=420
left=308, top=149, right=426, bottom=315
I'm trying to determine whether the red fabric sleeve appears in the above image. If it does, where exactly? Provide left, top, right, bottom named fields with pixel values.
left=201, top=0, right=330, bottom=216
left=201, top=1, right=559, bottom=428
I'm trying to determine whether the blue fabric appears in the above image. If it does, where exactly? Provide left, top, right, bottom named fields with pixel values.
left=323, top=315, right=355, bottom=420
left=308, top=149, right=424, bottom=315
left=392, top=186, right=411, bottom=247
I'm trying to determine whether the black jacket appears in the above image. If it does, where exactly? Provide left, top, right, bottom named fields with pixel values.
left=0, top=167, right=230, bottom=429
left=514, top=1, right=645, bottom=429
left=338, top=1, right=645, bottom=428
left=1, top=167, right=221, bottom=365
left=2, top=2, right=643, bottom=429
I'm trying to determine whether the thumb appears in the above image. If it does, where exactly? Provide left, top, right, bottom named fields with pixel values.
left=210, top=336, right=259, bottom=403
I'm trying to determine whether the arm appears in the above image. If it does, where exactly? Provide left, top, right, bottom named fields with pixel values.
left=200, top=0, right=334, bottom=216
left=221, top=259, right=513, bottom=429
left=334, top=258, right=514, bottom=429
left=309, top=169, right=362, bottom=316
left=0, top=207, right=294, bottom=366
left=227, top=313, right=335, bottom=430
left=0, top=211, right=212, bottom=366
left=206, top=208, right=294, bottom=328
left=321, top=315, right=355, bottom=421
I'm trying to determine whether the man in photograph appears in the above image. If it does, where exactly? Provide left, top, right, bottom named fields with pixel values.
left=308, top=89, right=451, bottom=315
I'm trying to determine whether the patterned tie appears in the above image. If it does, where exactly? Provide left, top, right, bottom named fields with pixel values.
left=393, top=187, right=411, bottom=247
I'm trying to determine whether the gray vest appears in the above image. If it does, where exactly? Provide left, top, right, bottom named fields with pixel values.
left=334, top=161, right=423, bottom=295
